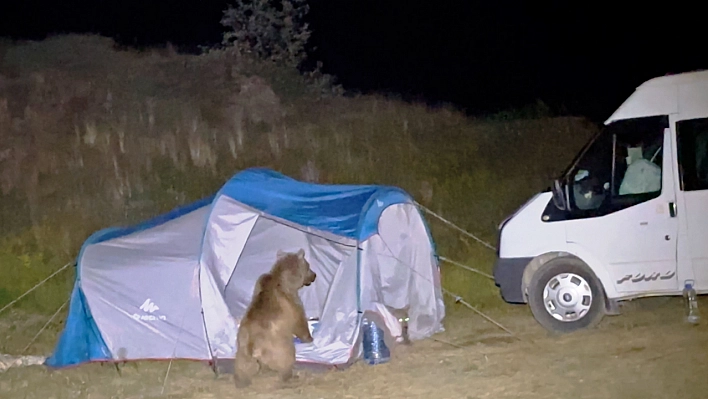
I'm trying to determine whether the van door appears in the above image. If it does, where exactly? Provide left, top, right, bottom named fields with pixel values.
left=676, top=117, right=708, bottom=291
left=564, top=117, right=679, bottom=295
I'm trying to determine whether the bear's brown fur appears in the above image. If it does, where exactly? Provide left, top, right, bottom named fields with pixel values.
left=233, top=248, right=317, bottom=388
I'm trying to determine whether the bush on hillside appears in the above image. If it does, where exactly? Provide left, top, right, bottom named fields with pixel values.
left=221, top=0, right=311, bottom=68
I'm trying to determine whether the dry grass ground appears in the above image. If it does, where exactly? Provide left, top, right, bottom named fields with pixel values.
left=1, top=296, right=707, bottom=399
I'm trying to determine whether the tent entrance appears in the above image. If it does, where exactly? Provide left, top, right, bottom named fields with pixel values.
left=223, top=215, right=357, bottom=322
left=199, top=195, right=360, bottom=365
left=214, top=211, right=363, bottom=367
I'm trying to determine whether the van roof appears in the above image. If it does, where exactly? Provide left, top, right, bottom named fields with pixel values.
left=605, top=69, right=708, bottom=124
left=639, top=69, right=708, bottom=88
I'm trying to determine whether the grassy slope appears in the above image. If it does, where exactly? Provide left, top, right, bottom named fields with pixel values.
left=0, top=35, right=598, bottom=353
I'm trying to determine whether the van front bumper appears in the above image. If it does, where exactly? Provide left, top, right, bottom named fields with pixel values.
left=493, top=256, right=533, bottom=304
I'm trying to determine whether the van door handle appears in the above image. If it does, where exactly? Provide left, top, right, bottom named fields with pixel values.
left=669, top=202, right=677, bottom=218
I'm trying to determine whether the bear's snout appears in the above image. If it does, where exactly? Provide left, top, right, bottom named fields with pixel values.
left=303, top=271, right=316, bottom=286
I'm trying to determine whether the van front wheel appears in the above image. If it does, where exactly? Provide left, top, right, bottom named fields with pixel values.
left=527, top=257, right=605, bottom=333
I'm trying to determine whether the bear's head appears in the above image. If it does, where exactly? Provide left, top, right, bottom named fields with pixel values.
left=275, top=248, right=316, bottom=291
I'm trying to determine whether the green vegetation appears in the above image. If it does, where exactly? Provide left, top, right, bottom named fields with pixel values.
left=0, top=34, right=597, bottom=334
left=221, top=0, right=312, bottom=68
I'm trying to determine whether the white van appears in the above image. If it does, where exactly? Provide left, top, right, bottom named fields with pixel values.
left=493, top=70, right=708, bottom=333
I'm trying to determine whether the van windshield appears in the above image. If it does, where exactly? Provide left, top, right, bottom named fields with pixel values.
left=562, top=115, right=667, bottom=212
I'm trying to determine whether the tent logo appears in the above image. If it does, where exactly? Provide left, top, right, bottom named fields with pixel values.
left=132, top=298, right=166, bottom=321
left=139, top=298, right=159, bottom=313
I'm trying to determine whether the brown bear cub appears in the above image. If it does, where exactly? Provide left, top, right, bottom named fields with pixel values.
left=233, top=248, right=317, bottom=388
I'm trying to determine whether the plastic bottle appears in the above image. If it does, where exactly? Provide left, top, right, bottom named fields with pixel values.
left=361, top=315, right=390, bottom=365
left=683, top=282, right=700, bottom=324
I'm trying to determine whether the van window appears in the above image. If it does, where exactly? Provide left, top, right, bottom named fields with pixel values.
left=677, top=118, right=708, bottom=191
left=568, top=115, right=667, bottom=217
left=611, top=119, right=664, bottom=197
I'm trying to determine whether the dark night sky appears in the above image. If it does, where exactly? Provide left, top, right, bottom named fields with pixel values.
left=0, top=1, right=705, bottom=122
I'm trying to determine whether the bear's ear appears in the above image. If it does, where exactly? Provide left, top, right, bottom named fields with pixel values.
left=276, top=249, right=286, bottom=259
left=297, top=248, right=305, bottom=258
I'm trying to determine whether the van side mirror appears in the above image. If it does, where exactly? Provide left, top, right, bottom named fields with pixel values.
left=551, top=179, right=568, bottom=211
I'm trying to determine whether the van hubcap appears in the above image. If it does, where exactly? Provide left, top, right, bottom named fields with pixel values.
left=543, top=272, right=593, bottom=322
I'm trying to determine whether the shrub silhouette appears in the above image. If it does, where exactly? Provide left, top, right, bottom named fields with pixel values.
left=221, top=0, right=312, bottom=68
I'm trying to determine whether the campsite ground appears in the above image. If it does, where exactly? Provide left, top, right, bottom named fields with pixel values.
left=2, top=296, right=707, bottom=399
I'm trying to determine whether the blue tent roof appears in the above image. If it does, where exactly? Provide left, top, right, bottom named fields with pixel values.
left=82, top=167, right=416, bottom=248
left=218, top=168, right=414, bottom=241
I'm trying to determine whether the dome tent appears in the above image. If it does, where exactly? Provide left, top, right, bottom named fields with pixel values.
left=45, top=167, right=445, bottom=368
